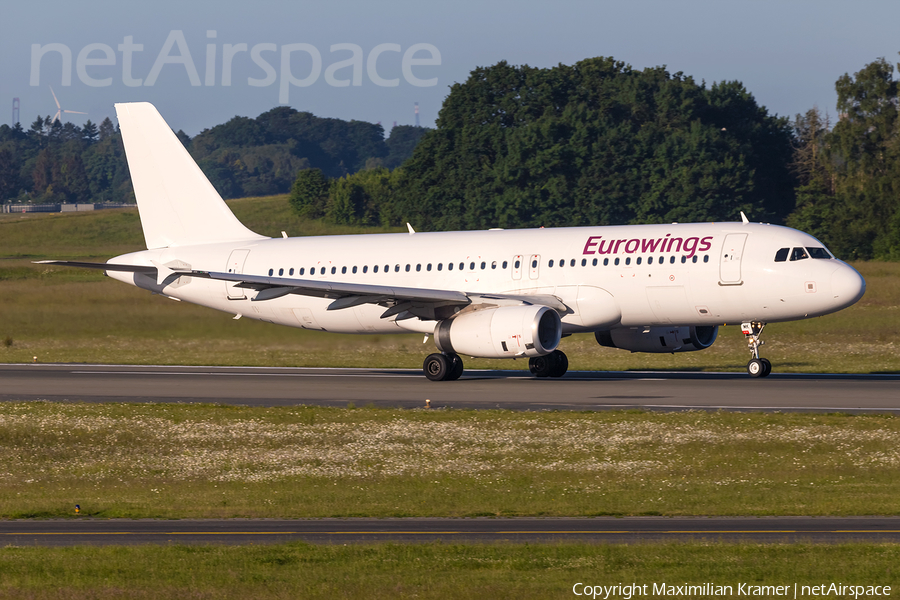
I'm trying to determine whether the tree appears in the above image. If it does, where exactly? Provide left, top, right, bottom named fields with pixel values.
left=98, top=117, right=115, bottom=141
left=289, top=168, right=329, bottom=219
left=391, top=58, right=794, bottom=231
left=0, top=148, right=20, bottom=201
left=82, top=120, right=99, bottom=145
left=788, top=57, right=900, bottom=259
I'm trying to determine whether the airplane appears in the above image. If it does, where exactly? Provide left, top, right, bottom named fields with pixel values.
left=39, top=102, right=866, bottom=381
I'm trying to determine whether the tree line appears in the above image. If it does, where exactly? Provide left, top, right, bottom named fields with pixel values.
left=292, top=56, right=900, bottom=260
left=3, top=54, right=899, bottom=260
left=0, top=107, right=428, bottom=205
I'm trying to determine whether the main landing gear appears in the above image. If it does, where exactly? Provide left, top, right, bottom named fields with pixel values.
left=742, top=321, right=772, bottom=378
left=528, top=350, right=569, bottom=378
left=423, top=353, right=464, bottom=381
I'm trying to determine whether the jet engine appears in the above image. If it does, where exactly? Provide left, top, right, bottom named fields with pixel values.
left=434, top=305, right=562, bottom=359
left=595, top=325, right=718, bottom=353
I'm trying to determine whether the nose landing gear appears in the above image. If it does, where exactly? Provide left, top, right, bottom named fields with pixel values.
left=742, top=321, right=771, bottom=378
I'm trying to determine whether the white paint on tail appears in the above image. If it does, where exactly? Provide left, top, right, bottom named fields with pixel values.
left=114, top=102, right=266, bottom=249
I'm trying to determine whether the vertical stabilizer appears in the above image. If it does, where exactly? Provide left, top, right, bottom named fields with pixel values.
left=115, top=102, right=266, bottom=249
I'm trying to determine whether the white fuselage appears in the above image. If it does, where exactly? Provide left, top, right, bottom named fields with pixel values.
left=107, top=221, right=865, bottom=337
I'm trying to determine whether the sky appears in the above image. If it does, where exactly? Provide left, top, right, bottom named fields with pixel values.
left=2, top=0, right=898, bottom=136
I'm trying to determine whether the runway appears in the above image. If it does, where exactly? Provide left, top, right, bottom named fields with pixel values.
left=0, top=364, right=898, bottom=412
left=4, top=517, right=900, bottom=546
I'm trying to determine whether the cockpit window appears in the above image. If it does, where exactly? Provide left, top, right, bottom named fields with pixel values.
left=790, top=247, right=809, bottom=261
left=774, top=248, right=789, bottom=262
left=806, top=247, right=831, bottom=259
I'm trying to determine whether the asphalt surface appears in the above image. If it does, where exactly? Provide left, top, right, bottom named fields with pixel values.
left=0, top=363, right=898, bottom=412
left=3, top=517, right=900, bottom=546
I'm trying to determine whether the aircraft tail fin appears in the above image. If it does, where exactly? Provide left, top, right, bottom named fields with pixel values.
left=115, top=102, right=266, bottom=249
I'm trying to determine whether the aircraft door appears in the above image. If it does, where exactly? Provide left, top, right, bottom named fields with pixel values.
left=511, top=255, right=523, bottom=280
left=528, top=254, right=541, bottom=280
left=719, top=233, right=747, bottom=285
left=225, top=249, right=250, bottom=300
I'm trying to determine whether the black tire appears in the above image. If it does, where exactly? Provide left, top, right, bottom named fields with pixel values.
left=747, top=358, right=765, bottom=378
left=423, top=353, right=450, bottom=381
left=760, top=358, right=772, bottom=378
left=446, top=354, right=464, bottom=381
left=549, top=350, right=568, bottom=378
left=529, top=355, right=553, bottom=378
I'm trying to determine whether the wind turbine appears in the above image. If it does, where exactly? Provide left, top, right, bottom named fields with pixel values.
left=49, top=86, right=87, bottom=123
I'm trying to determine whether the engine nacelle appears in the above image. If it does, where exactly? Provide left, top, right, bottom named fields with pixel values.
left=434, top=305, right=562, bottom=359
left=595, top=325, right=718, bottom=353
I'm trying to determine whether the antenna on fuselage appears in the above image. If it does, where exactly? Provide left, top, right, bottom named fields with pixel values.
left=740, top=211, right=750, bottom=224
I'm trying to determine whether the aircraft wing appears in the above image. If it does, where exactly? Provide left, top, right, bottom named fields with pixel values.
left=36, top=261, right=567, bottom=320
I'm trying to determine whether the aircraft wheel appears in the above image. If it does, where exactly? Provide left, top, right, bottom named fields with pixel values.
left=549, top=350, right=568, bottom=378
left=760, top=358, right=772, bottom=378
left=446, top=353, right=464, bottom=381
left=529, top=355, right=553, bottom=378
left=747, top=358, right=766, bottom=378
left=424, top=353, right=450, bottom=381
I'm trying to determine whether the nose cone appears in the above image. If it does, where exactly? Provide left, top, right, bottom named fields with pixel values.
left=830, top=264, right=866, bottom=309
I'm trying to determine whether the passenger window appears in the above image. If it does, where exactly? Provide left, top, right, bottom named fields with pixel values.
left=549, top=259, right=555, bottom=267
left=427, top=264, right=432, bottom=271
left=603, top=258, right=609, bottom=266
left=514, top=260, right=520, bottom=269
left=384, top=265, right=389, bottom=273
left=636, top=257, right=642, bottom=265
left=459, top=262, right=464, bottom=270
left=774, top=248, right=789, bottom=262
left=331, top=267, right=337, bottom=274
left=416, top=264, right=421, bottom=272
left=352, top=266, right=357, bottom=274
left=448, top=263, right=454, bottom=271
left=625, top=257, right=631, bottom=265
left=530, top=259, right=537, bottom=269
left=289, top=268, right=294, bottom=276
left=342, top=266, right=347, bottom=274
left=570, top=259, right=576, bottom=267
left=470, top=262, right=476, bottom=270
left=560, top=259, right=565, bottom=268
left=438, top=263, right=443, bottom=271
left=268, top=268, right=274, bottom=276
left=491, top=261, right=497, bottom=269
left=503, top=261, right=509, bottom=269
left=405, top=264, right=410, bottom=272
left=614, top=258, right=620, bottom=266
left=790, top=247, right=809, bottom=261
left=278, top=268, right=284, bottom=276
left=648, top=257, right=653, bottom=265
left=807, top=247, right=831, bottom=259
left=362, top=266, right=367, bottom=273
left=669, top=256, right=675, bottom=264
left=299, top=267, right=305, bottom=275
left=480, top=261, right=486, bottom=270
left=692, top=256, right=697, bottom=263
left=681, top=256, right=687, bottom=264
left=581, top=258, right=587, bottom=267
left=592, top=258, right=597, bottom=266
left=373, top=265, right=379, bottom=273
left=703, top=255, right=709, bottom=263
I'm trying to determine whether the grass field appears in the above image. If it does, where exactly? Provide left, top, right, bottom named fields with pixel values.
left=1, top=195, right=898, bottom=372
left=2, top=403, right=900, bottom=519
left=1, top=542, right=896, bottom=599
